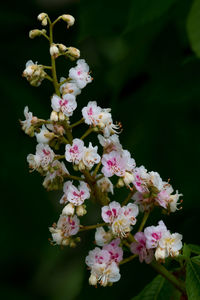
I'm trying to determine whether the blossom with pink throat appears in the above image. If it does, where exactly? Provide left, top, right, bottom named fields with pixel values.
left=27, top=143, right=54, bottom=171
left=51, top=93, right=77, bottom=117
left=49, top=214, right=80, bottom=245
left=103, top=239, right=123, bottom=264
left=101, top=201, right=121, bottom=223
left=144, top=220, right=168, bottom=249
left=59, top=77, right=81, bottom=96
left=60, top=181, right=90, bottom=206
left=101, top=150, right=135, bottom=178
left=69, top=59, right=92, bottom=89
left=130, top=232, right=154, bottom=263
left=82, top=101, right=102, bottom=126
left=65, top=138, right=85, bottom=164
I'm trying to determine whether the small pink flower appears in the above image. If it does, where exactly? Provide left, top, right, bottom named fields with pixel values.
left=69, top=59, right=92, bottom=89
left=82, top=101, right=102, bottom=125
left=144, top=220, right=168, bottom=249
left=65, top=138, right=85, bottom=164
left=51, top=93, right=77, bottom=117
left=130, top=232, right=154, bottom=263
left=60, top=181, right=90, bottom=206
left=57, top=214, right=80, bottom=237
left=103, top=239, right=123, bottom=263
left=101, top=201, right=121, bottom=223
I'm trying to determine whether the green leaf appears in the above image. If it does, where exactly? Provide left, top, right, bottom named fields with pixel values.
left=188, top=244, right=200, bottom=255
left=126, top=0, right=178, bottom=32
left=131, top=275, right=179, bottom=300
left=186, top=256, right=200, bottom=299
left=183, top=243, right=191, bottom=258
left=187, top=0, right=200, bottom=58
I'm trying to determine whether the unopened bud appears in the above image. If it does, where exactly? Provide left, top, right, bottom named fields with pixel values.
left=29, top=29, right=42, bottom=39
left=123, top=171, right=134, bottom=186
left=89, top=274, right=97, bottom=286
left=38, top=13, right=47, bottom=21
left=155, top=247, right=166, bottom=261
left=66, top=47, right=80, bottom=60
left=76, top=205, right=87, bottom=216
left=62, top=14, right=75, bottom=28
left=78, top=161, right=85, bottom=171
left=73, top=165, right=79, bottom=171
left=58, top=111, right=65, bottom=121
left=50, top=111, right=58, bottom=122
left=116, top=178, right=124, bottom=188
left=62, top=203, right=75, bottom=215
left=50, top=44, right=59, bottom=57
left=58, top=43, right=67, bottom=52
left=61, top=238, right=70, bottom=246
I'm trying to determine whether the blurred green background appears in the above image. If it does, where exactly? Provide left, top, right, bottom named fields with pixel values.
left=1, top=0, right=200, bottom=299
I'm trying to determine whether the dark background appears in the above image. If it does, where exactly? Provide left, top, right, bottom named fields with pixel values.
left=1, top=0, right=200, bottom=299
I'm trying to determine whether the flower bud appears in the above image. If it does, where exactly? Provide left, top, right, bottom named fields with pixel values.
left=78, top=161, right=85, bottom=171
left=89, top=274, right=97, bottom=286
left=58, top=43, right=67, bottom=52
left=66, top=47, right=80, bottom=60
left=61, top=238, right=70, bottom=246
left=116, top=178, right=124, bottom=188
left=62, top=203, right=75, bottom=215
left=29, top=29, right=41, bottom=39
left=50, top=44, right=59, bottom=58
left=37, top=13, right=48, bottom=26
left=155, top=247, right=166, bottom=261
left=123, top=171, right=134, bottom=186
left=50, top=111, right=58, bottom=122
left=76, top=205, right=87, bottom=216
left=38, top=13, right=47, bottom=21
left=58, top=111, right=65, bottom=121
left=62, top=14, right=75, bottom=28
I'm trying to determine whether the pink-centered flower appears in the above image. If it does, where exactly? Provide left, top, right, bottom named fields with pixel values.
left=130, top=232, right=154, bottom=263
left=65, top=138, right=85, bottom=164
left=60, top=181, right=90, bottom=206
left=102, top=150, right=135, bottom=178
left=27, top=143, right=54, bottom=171
left=144, top=220, right=168, bottom=249
left=51, top=93, right=77, bottom=117
left=69, top=59, right=92, bottom=89
left=82, top=101, right=102, bottom=126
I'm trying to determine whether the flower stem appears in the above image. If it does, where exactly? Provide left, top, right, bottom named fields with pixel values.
left=150, top=261, right=186, bottom=294
left=49, top=19, right=60, bottom=96
left=80, top=127, right=94, bottom=140
left=70, top=118, right=85, bottom=129
left=119, top=254, right=138, bottom=265
left=138, top=211, right=150, bottom=232
left=79, top=222, right=107, bottom=232
left=122, top=190, right=134, bottom=206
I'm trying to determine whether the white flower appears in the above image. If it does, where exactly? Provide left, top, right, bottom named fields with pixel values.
left=61, top=14, right=75, bottom=28
left=60, top=77, right=81, bottom=96
left=21, top=106, right=38, bottom=135
left=65, top=138, right=85, bottom=164
left=95, top=227, right=112, bottom=246
left=155, top=231, right=183, bottom=260
left=35, top=125, right=53, bottom=144
left=148, top=171, right=163, bottom=191
left=82, top=142, right=101, bottom=169
left=98, top=134, right=122, bottom=153
left=60, top=181, right=90, bottom=206
left=27, top=143, right=54, bottom=171
left=23, top=60, right=46, bottom=86
left=69, top=59, right=92, bottom=89
left=50, top=44, right=59, bottom=57
left=51, top=94, right=77, bottom=117
left=82, top=101, right=102, bottom=126
left=49, top=214, right=80, bottom=245
left=144, top=220, right=168, bottom=249
left=97, top=177, right=114, bottom=194
left=62, top=203, right=75, bottom=215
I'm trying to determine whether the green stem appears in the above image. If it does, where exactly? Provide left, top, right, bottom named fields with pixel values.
left=70, top=118, right=85, bottom=129
left=49, top=21, right=60, bottom=96
left=80, top=127, right=94, bottom=140
left=119, top=254, right=138, bottom=265
left=79, top=222, right=107, bottom=232
left=63, top=174, right=85, bottom=182
left=150, top=261, right=186, bottom=294
left=138, top=211, right=150, bottom=232
left=122, top=190, right=135, bottom=206
left=93, top=162, right=102, bottom=178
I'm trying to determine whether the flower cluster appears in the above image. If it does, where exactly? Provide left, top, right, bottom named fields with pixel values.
left=21, top=13, right=184, bottom=288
